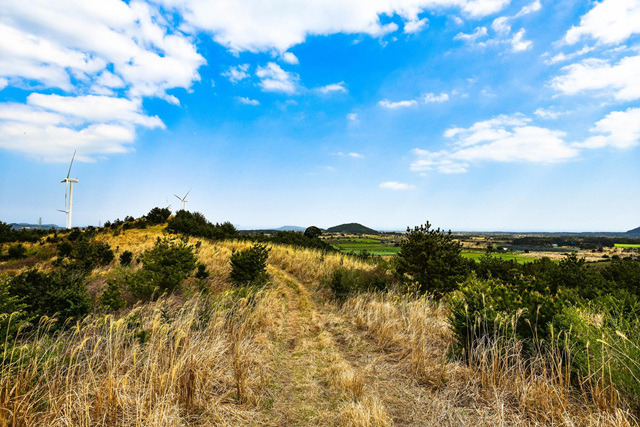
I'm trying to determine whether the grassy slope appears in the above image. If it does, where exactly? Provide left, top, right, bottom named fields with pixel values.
left=1, top=227, right=635, bottom=425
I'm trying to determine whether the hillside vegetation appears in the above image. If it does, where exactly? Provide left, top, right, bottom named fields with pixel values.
left=326, top=223, right=380, bottom=235
left=0, top=213, right=639, bottom=426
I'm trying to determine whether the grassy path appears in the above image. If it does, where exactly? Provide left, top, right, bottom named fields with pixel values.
left=252, top=267, right=442, bottom=426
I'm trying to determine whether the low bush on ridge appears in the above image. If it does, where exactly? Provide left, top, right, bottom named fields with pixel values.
left=230, top=244, right=270, bottom=287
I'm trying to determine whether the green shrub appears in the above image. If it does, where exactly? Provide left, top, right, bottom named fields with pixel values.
left=7, top=243, right=27, bottom=259
left=448, top=274, right=566, bottom=356
left=6, top=269, right=91, bottom=329
left=395, top=221, right=469, bottom=297
left=119, top=250, right=133, bottom=266
left=145, top=207, right=172, bottom=225
left=555, top=302, right=640, bottom=412
left=326, top=267, right=388, bottom=300
left=229, top=244, right=270, bottom=286
left=57, top=241, right=73, bottom=257
left=128, top=238, right=197, bottom=300
left=67, top=237, right=115, bottom=271
left=166, top=210, right=238, bottom=240
left=0, top=278, right=32, bottom=338
left=100, top=281, right=126, bottom=311
left=195, top=263, right=209, bottom=279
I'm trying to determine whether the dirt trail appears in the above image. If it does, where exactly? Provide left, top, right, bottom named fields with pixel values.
left=253, top=267, right=435, bottom=426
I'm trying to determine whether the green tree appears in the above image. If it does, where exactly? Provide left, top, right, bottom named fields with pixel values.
left=129, top=238, right=197, bottom=299
left=145, top=207, right=172, bottom=225
left=396, top=221, right=469, bottom=297
left=229, top=244, right=270, bottom=286
left=304, top=226, right=322, bottom=239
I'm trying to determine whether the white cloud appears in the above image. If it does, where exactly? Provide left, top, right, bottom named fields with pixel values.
left=379, top=99, right=418, bottom=109
left=564, top=0, right=640, bottom=45
left=454, top=26, right=488, bottom=42
left=158, top=0, right=511, bottom=53
left=0, top=94, right=163, bottom=160
left=491, top=16, right=510, bottom=35
left=256, top=62, right=298, bottom=94
left=552, top=55, right=640, bottom=101
left=317, top=82, right=347, bottom=94
left=534, top=108, right=567, bottom=120
left=0, top=78, right=7, bottom=91
left=423, top=92, right=450, bottom=103
left=515, top=0, right=541, bottom=17
left=347, top=113, right=358, bottom=121
left=411, top=114, right=579, bottom=173
left=578, top=107, right=640, bottom=149
left=379, top=181, right=415, bottom=190
left=404, top=18, right=428, bottom=34
left=282, top=52, right=299, bottom=64
left=0, top=0, right=205, bottom=159
left=510, top=28, right=532, bottom=52
left=222, top=64, right=250, bottom=83
left=237, top=96, right=260, bottom=105
left=335, top=151, right=364, bottom=158
left=544, top=46, right=593, bottom=65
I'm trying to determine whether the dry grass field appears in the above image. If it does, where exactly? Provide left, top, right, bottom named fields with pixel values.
left=1, top=226, right=637, bottom=426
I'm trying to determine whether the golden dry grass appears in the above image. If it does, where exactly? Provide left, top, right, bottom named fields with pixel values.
left=2, top=226, right=637, bottom=426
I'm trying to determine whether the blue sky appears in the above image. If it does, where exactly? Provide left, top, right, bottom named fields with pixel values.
left=0, top=0, right=639, bottom=231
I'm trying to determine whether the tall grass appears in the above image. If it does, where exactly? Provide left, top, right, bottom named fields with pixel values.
left=341, top=292, right=637, bottom=425
left=0, top=288, right=279, bottom=426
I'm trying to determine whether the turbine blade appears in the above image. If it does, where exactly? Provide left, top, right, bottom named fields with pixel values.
left=66, top=149, right=76, bottom=179
left=184, top=188, right=191, bottom=199
left=174, top=194, right=181, bottom=201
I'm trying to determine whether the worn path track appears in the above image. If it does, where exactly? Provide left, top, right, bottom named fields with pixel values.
left=251, top=267, right=438, bottom=426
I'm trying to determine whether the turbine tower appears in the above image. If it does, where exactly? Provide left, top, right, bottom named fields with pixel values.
left=60, top=150, right=79, bottom=229
left=174, top=189, right=191, bottom=211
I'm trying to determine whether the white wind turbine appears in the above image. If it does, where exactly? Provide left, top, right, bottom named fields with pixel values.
left=59, top=150, right=79, bottom=229
left=174, top=189, right=191, bottom=211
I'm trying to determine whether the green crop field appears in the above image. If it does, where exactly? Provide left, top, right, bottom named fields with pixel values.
left=462, top=252, right=538, bottom=263
left=331, top=238, right=401, bottom=256
left=614, top=243, right=640, bottom=248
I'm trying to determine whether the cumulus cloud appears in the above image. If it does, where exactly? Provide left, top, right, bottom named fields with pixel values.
left=317, top=82, right=347, bottom=94
left=256, top=62, right=298, bottom=94
left=404, top=18, right=428, bottom=34
left=379, top=99, right=418, bottom=109
left=515, top=0, right=541, bottom=17
left=551, top=55, right=640, bottom=101
left=510, top=28, right=532, bottom=52
left=411, top=114, right=579, bottom=173
left=158, top=0, right=511, bottom=53
left=347, top=113, right=358, bottom=121
left=282, top=52, right=299, bottom=64
left=379, top=181, right=415, bottom=190
left=0, top=0, right=204, bottom=159
left=222, top=64, right=250, bottom=83
left=0, top=94, right=163, bottom=160
left=578, top=107, right=640, bottom=149
left=423, top=92, right=450, bottom=103
left=0, top=78, right=7, bottom=91
left=236, top=96, right=260, bottom=105
left=454, top=26, right=488, bottom=43
left=564, top=0, right=640, bottom=45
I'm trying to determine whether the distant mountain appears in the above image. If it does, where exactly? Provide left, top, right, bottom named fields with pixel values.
left=275, top=225, right=306, bottom=232
left=326, top=223, right=379, bottom=235
left=627, top=226, right=640, bottom=236
left=10, top=223, right=62, bottom=230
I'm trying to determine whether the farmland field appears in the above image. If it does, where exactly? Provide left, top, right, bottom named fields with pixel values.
left=461, top=251, right=538, bottom=263
left=615, top=243, right=640, bottom=248
left=329, top=238, right=401, bottom=255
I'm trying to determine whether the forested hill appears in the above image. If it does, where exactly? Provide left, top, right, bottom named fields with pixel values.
left=326, top=223, right=379, bottom=234
left=627, top=226, right=640, bottom=236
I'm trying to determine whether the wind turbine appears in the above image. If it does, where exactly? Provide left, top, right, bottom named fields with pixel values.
left=174, top=189, right=190, bottom=211
left=59, top=150, right=79, bottom=229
